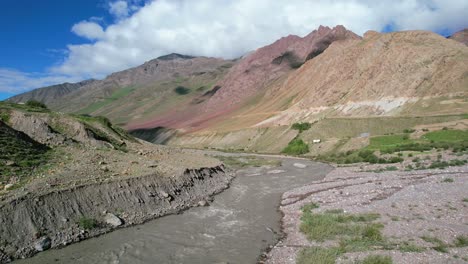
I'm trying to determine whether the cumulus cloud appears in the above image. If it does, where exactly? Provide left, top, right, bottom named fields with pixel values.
left=51, top=0, right=468, bottom=79
left=109, top=1, right=130, bottom=18
left=71, top=21, right=105, bottom=40
left=0, top=68, right=81, bottom=93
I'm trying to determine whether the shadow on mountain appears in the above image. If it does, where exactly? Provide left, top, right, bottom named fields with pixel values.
left=129, top=126, right=177, bottom=145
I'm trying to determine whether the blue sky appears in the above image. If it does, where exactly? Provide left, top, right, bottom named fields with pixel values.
left=1, top=0, right=467, bottom=101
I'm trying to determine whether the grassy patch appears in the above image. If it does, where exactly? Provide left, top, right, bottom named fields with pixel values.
left=0, top=122, right=52, bottom=184
left=421, top=236, right=450, bottom=253
left=297, top=247, right=342, bottom=264
left=442, top=178, right=454, bottom=183
left=423, top=130, right=468, bottom=143
left=360, top=255, right=393, bottom=264
left=78, top=86, right=135, bottom=114
left=454, top=235, right=468, bottom=247
left=300, top=206, right=381, bottom=242
left=78, top=217, right=98, bottom=230
left=398, top=241, right=425, bottom=252
left=282, top=138, right=309, bottom=155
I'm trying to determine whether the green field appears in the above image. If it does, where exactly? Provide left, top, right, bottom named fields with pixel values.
left=78, top=86, right=135, bottom=114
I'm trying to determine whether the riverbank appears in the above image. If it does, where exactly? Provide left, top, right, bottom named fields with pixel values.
left=13, top=155, right=332, bottom=264
left=0, top=154, right=232, bottom=263
left=266, top=161, right=468, bottom=263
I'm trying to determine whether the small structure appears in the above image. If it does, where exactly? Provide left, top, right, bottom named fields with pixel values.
left=312, top=139, right=321, bottom=144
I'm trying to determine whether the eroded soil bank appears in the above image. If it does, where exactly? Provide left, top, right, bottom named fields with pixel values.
left=14, top=156, right=332, bottom=264
left=0, top=165, right=231, bottom=262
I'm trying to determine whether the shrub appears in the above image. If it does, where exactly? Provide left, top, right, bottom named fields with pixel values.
left=282, top=138, right=309, bottom=155
left=25, top=100, right=48, bottom=109
left=174, top=86, right=190, bottom=95
left=78, top=217, right=97, bottom=229
left=403, top=129, right=415, bottom=133
left=361, top=255, right=393, bottom=264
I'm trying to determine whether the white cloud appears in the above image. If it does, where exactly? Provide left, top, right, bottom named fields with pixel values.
left=51, top=0, right=468, bottom=79
left=109, top=1, right=130, bottom=18
left=71, top=21, right=105, bottom=40
left=0, top=68, right=81, bottom=93
left=3, top=0, right=467, bottom=94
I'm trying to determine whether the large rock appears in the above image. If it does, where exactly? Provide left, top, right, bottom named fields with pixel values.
left=34, top=236, right=51, bottom=252
left=104, top=213, right=123, bottom=227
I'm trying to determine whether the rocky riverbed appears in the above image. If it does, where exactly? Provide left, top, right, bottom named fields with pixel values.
left=266, top=163, right=468, bottom=263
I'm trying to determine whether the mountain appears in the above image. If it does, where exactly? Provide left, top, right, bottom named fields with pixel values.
left=6, top=79, right=95, bottom=105
left=449, top=28, right=468, bottom=45
left=49, top=55, right=233, bottom=125
left=128, top=25, right=361, bottom=131
left=13, top=26, right=468, bottom=155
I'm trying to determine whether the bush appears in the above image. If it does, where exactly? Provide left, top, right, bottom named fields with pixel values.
left=174, top=86, right=190, bottom=95
left=78, top=217, right=98, bottom=229
left=282, top=138, right=309, bottom=155
left=292, top=122, right=312, bottom=132
left=361, top=255, right=393, bottom=264
left=25, top=100, right=48, bottom=109
left=403, top=129, right=415, bottom=133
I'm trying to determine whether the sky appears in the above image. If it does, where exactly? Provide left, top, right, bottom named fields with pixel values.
left=1, top=0, right=467, bottom=101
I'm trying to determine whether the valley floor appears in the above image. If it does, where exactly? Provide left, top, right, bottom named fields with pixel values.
left=266, top=161, right=468, bottom=263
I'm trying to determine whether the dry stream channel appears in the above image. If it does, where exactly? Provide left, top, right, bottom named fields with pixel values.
left=15, top=153, right=332, bottom=264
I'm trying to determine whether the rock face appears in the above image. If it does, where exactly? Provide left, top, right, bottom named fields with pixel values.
left=204, top=25, right=360, bottom=111
left=449, top=28, right=468, bottom=45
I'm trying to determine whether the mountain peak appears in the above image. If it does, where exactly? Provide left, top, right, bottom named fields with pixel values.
left=157, top=53, right=196, bottom=61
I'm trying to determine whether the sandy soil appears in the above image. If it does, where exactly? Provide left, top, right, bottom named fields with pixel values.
left=266, top=160, right=468, bottom=263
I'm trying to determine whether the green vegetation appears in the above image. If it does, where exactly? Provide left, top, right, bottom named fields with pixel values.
left=174, top=86, right=191, bottom=95
left=215, top=155, right=281, bottom=169
left=0, top=110, right=10, bottom=123
left=78, top=86, right=135, bottom=114
left=398, top=241, right=424, bottom=252
left=0, top=123, right=51, bottom=184
left=423, top=129, right=468, bottom=142
left=282, top=138, right=309, bottom=155
left=300, top=206, right=381, bottom=242
left=78, top=217, right=98, bottom=230
left=292, top=122, right=312, bottom=132
left=25, top=100, right=48, bottom=110
left=297, top=247, right=342, bottom=264
left=298, top=204, right=393, bottom=263
left=442, top=178, right=454, bottom=183
left=317, top=150, right=403, bottom=165
left=360, top=255, right=393, bottom=264
left=421, top=236, right=449, bottom=253
left=454, top=235, right=468, bottom=247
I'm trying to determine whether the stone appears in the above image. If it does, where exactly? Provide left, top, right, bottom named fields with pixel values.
left=5, top=161, right=15, bottom=166
left=104, top=213, right=123, bottom=227
left=100, top=165, right=109, bottom=172
left=197, top=200, right=208, bottom=207
left=293, top=163, right=307, bottom=168
left=160, top=191, right=170, bottom=198
left=34, top=236, right=51, bottom=252
left=4, top=184, right=14, bottom=191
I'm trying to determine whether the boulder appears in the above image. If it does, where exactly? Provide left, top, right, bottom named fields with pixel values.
left=104, top=213, right=123, bottom=227
left=3, top=184, right=14, bottom=191
left=34, top=236, right=51, bottom=252
left=293, top=163, right=307, bottom=168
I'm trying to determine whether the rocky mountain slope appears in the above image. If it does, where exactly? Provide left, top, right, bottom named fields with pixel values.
left=449, top=28, right=468, bottom=45
left=7, top=79, right=95, bottom=106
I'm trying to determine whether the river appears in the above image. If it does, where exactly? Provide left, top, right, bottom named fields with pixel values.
left=16, top=155, right=332, bottom=264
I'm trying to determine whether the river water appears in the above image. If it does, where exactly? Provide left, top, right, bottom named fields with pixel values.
left=16, top=156, right=332, bottom=264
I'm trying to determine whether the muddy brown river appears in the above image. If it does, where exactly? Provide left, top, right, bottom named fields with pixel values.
left=16, top=155, right=332, bottom=264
